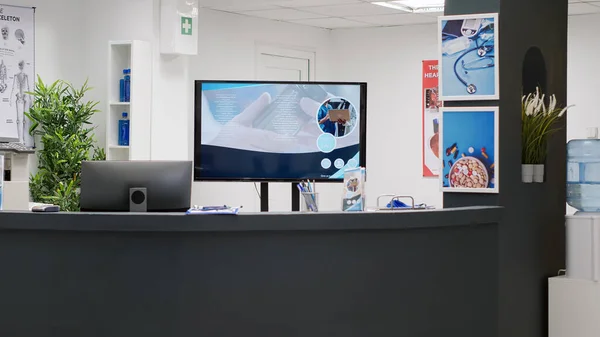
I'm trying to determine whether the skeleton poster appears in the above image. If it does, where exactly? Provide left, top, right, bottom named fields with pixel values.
left=0, top=5, right=34, bottom=146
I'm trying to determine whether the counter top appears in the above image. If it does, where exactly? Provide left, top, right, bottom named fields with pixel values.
left=0, top=206, right=502, bottom=232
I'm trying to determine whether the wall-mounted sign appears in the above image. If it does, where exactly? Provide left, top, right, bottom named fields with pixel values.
left=422, top=60, right=441, bottom=177
left=0, top=4, right=34, bottom=146
left=160, top=0, right=198, bottom=55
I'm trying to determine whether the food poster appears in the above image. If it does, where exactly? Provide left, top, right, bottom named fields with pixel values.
left=440, top=107, right=499, bottom=193
left=423, top=60, right=441, bottom=177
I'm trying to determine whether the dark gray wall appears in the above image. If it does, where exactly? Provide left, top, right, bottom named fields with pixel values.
left=443, top=1, right=568, bottom=337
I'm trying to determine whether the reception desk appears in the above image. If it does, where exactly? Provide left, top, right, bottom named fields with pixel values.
left=0, top=207, right=501, bottom=337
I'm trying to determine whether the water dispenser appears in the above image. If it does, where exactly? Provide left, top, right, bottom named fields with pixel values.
left=566, top=127, right=600, bottom=281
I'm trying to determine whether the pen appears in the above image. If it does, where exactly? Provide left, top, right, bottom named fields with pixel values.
left=306, top=180, right=317, bottom=211
left=201, top=205, right=229, bottom=211
left=298, top=183, right=315, bottom=211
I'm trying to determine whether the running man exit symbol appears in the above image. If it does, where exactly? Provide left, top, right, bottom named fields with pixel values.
left=181, top=17, right=192, bottom=35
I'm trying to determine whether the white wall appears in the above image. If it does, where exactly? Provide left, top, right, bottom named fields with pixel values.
left=330, top=24, right=441, bottom=208
left=151, top=1, right=191, bottom=162
left=79, top=5, right=441, bottom=211
left=2, top=0, right=85, bottom=174
left=567, top=14, right=600, bottom=141
left=188, top=9, right=336, bottom=212
left=26, top=1, right=332, bottom=212
left=185, top=13, right=600, bottom=213
left=10, top=0, right=178, bottom=158
left=34, top=1, right=594, bottom=212
left=80, top=0, right=190, bottom=162
left=566, top=13, right=600, bottom=214
left=64, top=4, right=334, bottom=212
left=2, top=0, right=85, bottom=84
left=81, top=0, right=157, bottom=151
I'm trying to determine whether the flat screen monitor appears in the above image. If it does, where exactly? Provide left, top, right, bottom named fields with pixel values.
left=80, top=161, right=192, bottom=212
left=194, top=81, right=367, bottom=182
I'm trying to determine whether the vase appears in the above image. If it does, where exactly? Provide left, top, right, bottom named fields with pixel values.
left=533, top=164, right=545, bottom=183
left=522, top=164, right=534, bottom=183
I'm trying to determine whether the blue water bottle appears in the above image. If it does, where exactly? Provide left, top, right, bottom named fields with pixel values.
left=124, top=69, right=131, bottom=102
left=119, top=77, right=125, bottom=102
left=118, top=112, right=130, bottom=146
left=119, top=69, right=127, bottom=102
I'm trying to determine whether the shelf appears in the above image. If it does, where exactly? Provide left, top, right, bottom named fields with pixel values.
left=106, top=40, right=152, bottom=161
left=110, top=40, right=134, bottom=46
left=108, top=145, right=130, bottom=150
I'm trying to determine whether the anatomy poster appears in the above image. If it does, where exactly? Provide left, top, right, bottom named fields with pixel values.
left=438, top=13, right=499, bottom=101
left=0, top=4, right=34, bottom=146
left=423, top=60, right=441, bottom=177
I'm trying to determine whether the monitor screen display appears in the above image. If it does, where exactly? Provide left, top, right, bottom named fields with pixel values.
left=194, top=81, right=367, bottom=181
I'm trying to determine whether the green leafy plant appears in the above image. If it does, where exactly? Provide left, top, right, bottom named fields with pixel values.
left=522, top=87, right=572, bottom=164
left=26, top=76, right=105, bottom=211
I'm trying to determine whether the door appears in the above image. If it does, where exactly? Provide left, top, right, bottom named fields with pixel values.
left=256, top=45, right=314, bottom=212
left=257, top=54, right=309, bottom=81
left=255, top=45, right=314, bottom=81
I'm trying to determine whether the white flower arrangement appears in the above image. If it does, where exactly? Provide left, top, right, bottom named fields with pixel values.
left=522, top=87, right=572, bottom=164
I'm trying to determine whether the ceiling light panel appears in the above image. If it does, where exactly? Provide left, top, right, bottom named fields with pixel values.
left=372, top=0, right=445, bottom=14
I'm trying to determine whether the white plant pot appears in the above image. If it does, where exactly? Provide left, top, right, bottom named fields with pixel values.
left=522, top=164, right=534, bottom=183
left=533, top=164, right=545, bottom=183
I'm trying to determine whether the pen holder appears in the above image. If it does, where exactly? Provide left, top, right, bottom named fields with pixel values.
left=300, top=192, right=319, bottom=212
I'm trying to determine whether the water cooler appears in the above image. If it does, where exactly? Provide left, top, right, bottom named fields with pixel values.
left=550, top=127, right=600, bottom=337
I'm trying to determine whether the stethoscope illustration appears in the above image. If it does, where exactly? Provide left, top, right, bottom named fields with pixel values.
left=445, top=22, right=495, bottom=95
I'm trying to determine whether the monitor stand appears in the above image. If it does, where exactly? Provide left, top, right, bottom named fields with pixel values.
left=260, top=182, right=268, bottom=212
left=259, top=183, right=300, bottom=212
left=291, top=183, right=300, bottom=212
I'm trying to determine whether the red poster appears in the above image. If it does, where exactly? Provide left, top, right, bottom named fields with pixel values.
left=422, top=60, right=441, bottom=177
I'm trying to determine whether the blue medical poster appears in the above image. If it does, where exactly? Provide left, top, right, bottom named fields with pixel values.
left=438, top=13, right=499, bottom=101
left=440, top=107, right=499, bottom=194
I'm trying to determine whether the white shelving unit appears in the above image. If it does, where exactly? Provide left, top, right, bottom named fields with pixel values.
left=106, top=40, right=152, bottom=161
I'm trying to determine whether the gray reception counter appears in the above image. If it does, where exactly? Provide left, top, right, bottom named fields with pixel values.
left=0, top=206, right=502, bottom=337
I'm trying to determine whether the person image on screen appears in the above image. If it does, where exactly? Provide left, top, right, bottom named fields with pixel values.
left=318, top=100, right=336, bottom=135
left=337, top=118, right=349, bottom=137
left=335, top=100, right=354, bottom=137
left=319, top=99, right=353, bottom=137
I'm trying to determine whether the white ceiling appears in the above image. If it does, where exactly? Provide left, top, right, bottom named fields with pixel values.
left=200, top=0, right=600, bottom=30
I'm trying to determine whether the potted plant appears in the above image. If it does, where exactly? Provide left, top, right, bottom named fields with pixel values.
left=521, top=87, right=572, bottom=183
left=25, top=76, right=105, bottom=211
